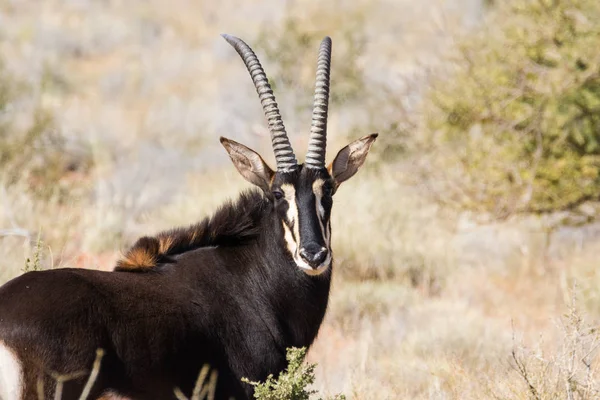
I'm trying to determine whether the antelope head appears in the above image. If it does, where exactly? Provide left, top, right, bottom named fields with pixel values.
left=220, top=34, right=377, bottom=276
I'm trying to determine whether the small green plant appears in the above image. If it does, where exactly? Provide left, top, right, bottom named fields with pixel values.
left=243, top=347, right=345, bottom=400
left=23, top=230, right=44, bottom=272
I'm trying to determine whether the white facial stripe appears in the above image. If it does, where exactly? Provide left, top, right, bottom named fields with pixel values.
left=281, top=184, right=298, bottom=225
left=280, top=184, right=302, bottom=267
left=312, top=179, right=326, bottom=218
left=312, top=179, right=330, bottom=250
left=282, top=221, right=298, bottom=257
left=281, top=184, right=301, bottom=248
left=0, top=341, right=23, bottom=400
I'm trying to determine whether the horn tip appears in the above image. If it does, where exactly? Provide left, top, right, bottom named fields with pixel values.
left=221, top=33, right=238, bottom=44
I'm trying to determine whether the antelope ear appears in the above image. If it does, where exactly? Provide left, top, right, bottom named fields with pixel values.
left=328, top=134, right=378, bottom=188
left=220, top=137, right=274, bottom=191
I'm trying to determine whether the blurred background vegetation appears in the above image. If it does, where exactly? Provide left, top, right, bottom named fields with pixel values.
left=1, top=0, right=600, bottom=398
left=417, top=0, right=600, bottom=222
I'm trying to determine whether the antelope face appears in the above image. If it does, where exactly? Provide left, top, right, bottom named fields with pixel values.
left=272, top=167, right=334, bottom=275
left=219, top=34, right=377, bottom=275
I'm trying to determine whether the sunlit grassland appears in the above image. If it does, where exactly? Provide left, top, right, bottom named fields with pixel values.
left=1, top=0, right=600, bottom=398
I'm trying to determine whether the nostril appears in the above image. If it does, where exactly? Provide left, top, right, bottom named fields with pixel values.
left=299, top=248, right=311, bottom=262
left=299, top=246, right=328, bottom=267
left=313, top=248, right=327, bottom=265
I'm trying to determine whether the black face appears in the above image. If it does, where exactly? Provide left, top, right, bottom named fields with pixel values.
left=270, top=166, right=334, bottom=275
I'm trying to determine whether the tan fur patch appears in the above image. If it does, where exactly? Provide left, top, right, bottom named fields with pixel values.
left=116, top=226, right=205, bottom=271
left=117, top=249, right=157, bottom=270
left=159, top=235, right=174, bottom=254
left=188, top=229, right=198, bottom=244
left=115, top=237, right=160, bottom=271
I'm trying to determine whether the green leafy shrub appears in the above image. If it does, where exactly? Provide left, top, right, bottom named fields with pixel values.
left=417, top=0, right=600, bottom=219
left=243, top=347, right=345, bottom=400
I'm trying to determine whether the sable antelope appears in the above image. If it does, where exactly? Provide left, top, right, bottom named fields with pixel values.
left=0, top=34, right=377, bottom=400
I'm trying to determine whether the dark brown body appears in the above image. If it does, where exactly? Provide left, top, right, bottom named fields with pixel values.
left=0, top=190, right=331, bottom=399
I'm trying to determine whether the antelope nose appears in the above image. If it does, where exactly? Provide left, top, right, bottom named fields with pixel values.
left=299, top=245, right=328, bottom=267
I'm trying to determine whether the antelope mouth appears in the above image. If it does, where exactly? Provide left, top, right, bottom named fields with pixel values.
left=294, top=252, right=332, bottom=276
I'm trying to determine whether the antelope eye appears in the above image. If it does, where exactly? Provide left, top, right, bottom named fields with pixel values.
left=272, top=190, right=284, bottom=200
left=323, top=185, right=333, bottom=197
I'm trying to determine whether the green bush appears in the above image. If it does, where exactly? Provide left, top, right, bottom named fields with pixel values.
left=417, top=0, right=600, bottom=219
left=243, top=347, right=345, bottom=400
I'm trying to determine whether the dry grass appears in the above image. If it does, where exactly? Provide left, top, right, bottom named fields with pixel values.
left=1, top=0, right=600, bottom=399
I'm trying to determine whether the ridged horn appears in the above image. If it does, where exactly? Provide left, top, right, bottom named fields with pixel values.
left=221, top=34, right=298, bottom=172
left=305, top=36, right=332, bottom=169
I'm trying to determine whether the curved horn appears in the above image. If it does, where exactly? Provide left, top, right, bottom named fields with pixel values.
left=305, top=36, right=332, bottom=169
left=221, top=34, right=298, bottom=172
